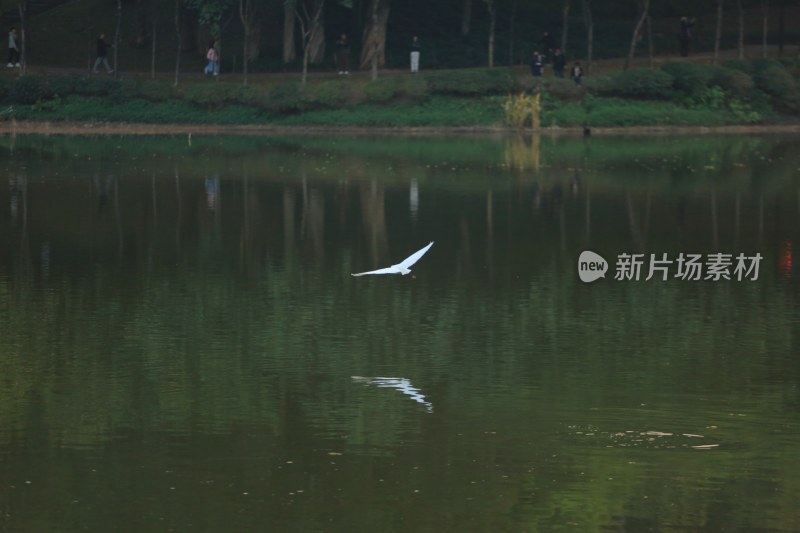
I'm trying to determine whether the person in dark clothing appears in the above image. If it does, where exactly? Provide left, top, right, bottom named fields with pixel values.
left=336, top=33, right=350, bottom=75
left=540, top=31, right=557, bottom=62
left=92, top=33, right=113, bottom=73
left=552, top=48, right=566, bottom=78
left=529, top=51, right=543, bottom=77
left=679, top=17, right=695, bottom=57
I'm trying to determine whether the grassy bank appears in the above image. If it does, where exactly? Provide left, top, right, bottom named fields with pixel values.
left=1, top=56, right=799, bottom=129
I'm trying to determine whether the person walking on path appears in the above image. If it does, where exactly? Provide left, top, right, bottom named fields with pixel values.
left=552, top=48, right=566, bottom=78
left=92, top=33, right=113, bottom=74
left=529, top=50, right=543, bottom=77
left=204, top=41, right=219, bottom=76
left=410, top=35, right=420, bottom=73
left=336, top=34, right=350, bottom=75
left=679, top=16, right=695, bottom=57
left=7, top=27, right=20, bottom=68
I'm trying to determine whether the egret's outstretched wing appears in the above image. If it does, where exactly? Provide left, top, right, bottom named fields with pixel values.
left=351, top=266, right=399, bottom=277
left=397, top=241, right=434, bottom=270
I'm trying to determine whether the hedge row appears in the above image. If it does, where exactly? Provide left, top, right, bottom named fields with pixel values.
left=582, top=58, right=798, bottom=113
left=0, top=67, right=518, bottom=114
left=0, top=58, right=797, bottom=116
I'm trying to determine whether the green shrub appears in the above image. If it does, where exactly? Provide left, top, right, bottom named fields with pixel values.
left=751, top=58, right=783, bottom=73
left=228, top=85, right=268, bottom=108
left=753, top=66, right=800, bottom=112
left=403, top=76, right=430, bottom=101
left=660, top=61, right=712, bottom=98
left=0, top=76, right=13, bottom=102
left=364, top=76, right=431, bottom=103
left=7, top=75, right=49, bottom=104
left=309, top=80, right=348, bottom=108
left=47, top=75, right=86, bottom=97
left=135, top=81, right=177, bottom=102
left=593, top=68, right=674, bottom=100
left=710, top=67, right=755, bottom=100
left=540, top=78, right=583, bottom=101
left=364, top=77, right=402, bottom=103
left=422, top=68, right=515, bottom=96
left=265, top=82, right=310, bottom=113
left=181, top=83, right=231, bottom=108
left=722, top=59, right=753, bottom=75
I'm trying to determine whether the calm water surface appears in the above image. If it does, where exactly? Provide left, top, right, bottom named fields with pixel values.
left=1, top=134, right=799, bottom=532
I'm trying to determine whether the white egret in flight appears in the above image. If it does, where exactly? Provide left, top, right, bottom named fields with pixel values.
left=351, top=241, right=434, bottom=277
left=352, top=376, right=434, bottom=413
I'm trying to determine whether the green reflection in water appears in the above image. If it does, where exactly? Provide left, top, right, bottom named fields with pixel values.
left=1, top=134, right=800, bottom=532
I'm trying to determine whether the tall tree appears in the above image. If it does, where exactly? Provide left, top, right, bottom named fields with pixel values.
left=239, top=0, right=255, bottom=84
left=624, top=0, right=649, bottom=70
left=370, top=0, right=378, bottom=79
left=296, top=0, right=324, bottom=83
left=174, top=0, right=182, bottom=86
left=283, top=0, right=297, bottom=63
left=17, top=0, right=27, bottom=73
left=114, top=0, right=122, bottom=76
left=737, top=0, right=744, bottom=59
left=359, top=0, right=390, bottom=70
left=713, top=0, right=724, bottom=65
left=561, top=0, right=570, bottom=54
left=134, top=0, right=149, bottom=48
left=646, top=13, right=653, bottom=68
left=508, top=0, right=517, bottom=65
left=760, top=0, right=769, bottom=57
left=581, top=0, right=593, bottom=73
left=461, top=0, right=472, bottom=36
left=484, top=0, right=496, bottom=68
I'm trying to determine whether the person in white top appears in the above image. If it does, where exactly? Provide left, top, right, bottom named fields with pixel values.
left=7, top=27, right=20, bottom=68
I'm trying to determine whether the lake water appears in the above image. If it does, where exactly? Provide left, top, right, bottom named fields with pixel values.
left=1, top=133, right=799, bottom=532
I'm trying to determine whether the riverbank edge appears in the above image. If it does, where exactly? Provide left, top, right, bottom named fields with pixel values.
left=2, top=120, right=800, bottom=137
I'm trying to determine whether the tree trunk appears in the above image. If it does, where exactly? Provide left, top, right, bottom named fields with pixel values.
left=624, top=0, right=648, bottom=70
left=737, top=0, right=744, bottom=59
left=17, top=0, right=26, bottom=73
left=239, top=0, right=252, bottom=84
left=151, top=20, right=156, bottom=79
left=283, top=0, right=297, bottom=63
left=761, top=0, right=769, bottom=57
left=561, top=0, right=570, bottom=54
left=646, top=14, right=653, bottom=68
left=114, top=0, right=122, bottom=77
left=245, top=21, right=261, bottom=61
left=308, top=14, right=325, bottom=63
left=778, top=0, right=784, bottom=55
left=298, top=0, right=324, bottom=84
left=370, top=0, right=378, bottom=79
left=485, top=0, right=495, bottom=68
left=713, top=0, right=723, bottom=65
left=174, top=0, right=181, bottom=86
left=359, top=0, right=390, bottom=70
left=461, top=0, right=472, bottom=36
left=582, top=0, right=593, bottom=73
left=135, top=0, right=148, bottom=48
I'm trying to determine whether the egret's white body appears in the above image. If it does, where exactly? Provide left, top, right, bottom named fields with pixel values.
left=351, top=241, right=434, bottom=277
left=352, top=376, right=433, bottom=413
